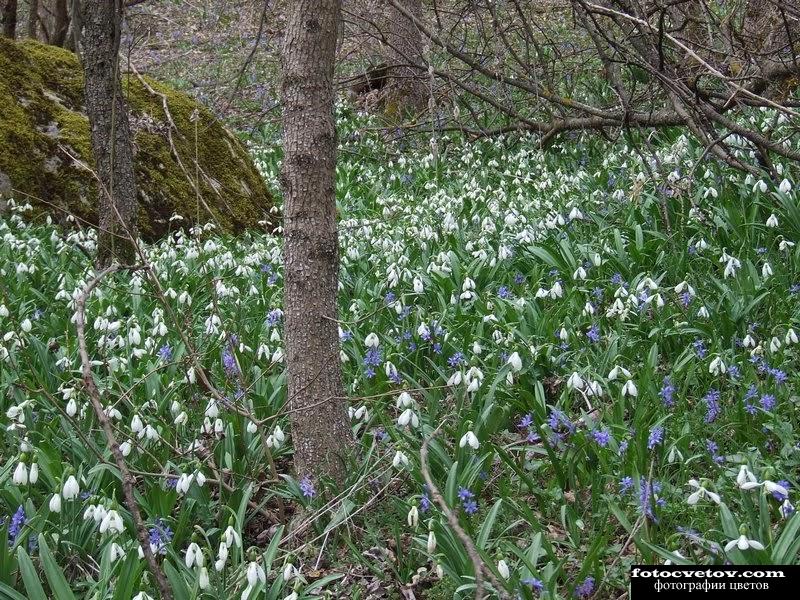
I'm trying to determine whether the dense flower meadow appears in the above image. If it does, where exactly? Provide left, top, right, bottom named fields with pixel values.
left=1, top=107, right=799, bottom=598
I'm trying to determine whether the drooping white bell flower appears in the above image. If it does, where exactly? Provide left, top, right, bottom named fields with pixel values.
left=185, top=542, right=204, bottom=569
left=99, top=509, right=124, bottom=535
left=246, top=561, right=266, bottom=587
left=686, top=479, right=721, bottom=505
left=459, top=431, right=480, bottom=450
left=766, top=213, right=779, bottom=228
left=621, top=380, right=638, bottom=397
left=724, top=534, right=764, bottom=552
left=12, top=462, right=28, bottom=486
left=566, top=372, right=584, bottom=390
left=62, top=475, right=80, bottom=500
left=497, top=559, right=510, bottom=579
left=507, top=352, right=522, bottom=372
left=407, top=505, right=419, bottom=528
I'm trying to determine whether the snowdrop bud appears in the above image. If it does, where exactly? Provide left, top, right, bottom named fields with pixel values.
left=66, top=397, right=78, bottom=417
left=198, top=566, right=210, bottom=590
left=407, top=505, right=419, bottom=528
left=762, top=262, right=773, bottom=278
left=49, top=493, right=62, bottom=513
left=559, top=327, right=568, bottom=341
left=427, top=530, right=437, bottom=553
left=29, top=462, right=38, bottom=484
left=497, top=559, right=510, bottom=579
left=766, top=213, right=779, bottom=228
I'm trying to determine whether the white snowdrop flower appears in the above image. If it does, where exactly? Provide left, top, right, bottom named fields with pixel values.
left=66, top=397, right=78, bottom=417
left=223, top=525, right=241, bottom=548
left=99, top=509, right=124, bottom=534
left=144, top=424, right=159, bottom=441
left=569, top=206, right=583, bottom=220
left=12, top=462, right=28, bottom=486
left=558, top=327, right=568, bottom=341
left=392, top=450, right=409, bottom=469
left=754, top=180, right=768, bottom=193
left=704, top=187, right=717, bottom=199
left=549, top=281, right=563, bottom=298
left=270, top=328, right=281, bottom=342
left=742, top=334, right=756, bottom=348
left=407, top=505, right=419, bottom=528
left=459, top=431, right=480, bottom=450
left=697, top=306, right=710, bottom=318
left=283, top=592, right=298, bottom=600
left=133, top=593, right=154, bottom=600
left=762, top=262, right=773, bottom=278
left=708, top=356, right=726, bottom=375
left=273, top=426, right=285, bottom=444
left=198, top=566, right=210, bottom=590
left=205, top=399, right=219, bottom=419
left=271, top=347, right=284, bottom=363
left=607, top=365, right=631, bottom=380
left=723, top=256, right=740, bottom=278
left=763, top=480, right=789, bottom=497
left=786, top=329, right=798, bottom=345
left=586, top=380, right=603, bottom=397
left=365, top=332, right=379, bottom=348
left=185, top=542, right=203, bottom=569
left=215, top=541, right=229, bottom=571
left=398, top=408, right=418, bottom=428
left=507, top=351, right=522, bottom=372
left=417, top=323, right=430, bottom=338
left=779, top=179, right=792, bottom=194
left=686, top=479, right=721, bottom=505
left=583, top=301, right=595, bottom=316
left=770, top=336, right=782, bottom=353
left=397, top=392, right=413, bottom=408
left=472, top=341, right=482, bottom=354
left=120, top=440, right=132, bottom=457
left=779, top=239, right=795, bottom=251
left=131, top=414, right=144, bottom=434
left=413, top=277, right=424, bottom=293
left=736, top=465, right=758, bottom=488
left=725, top=534, right=764, bottom=552
left=28, top=462, right=38, bottom=484
left=282, top=562, right=298, bottom=582
left=497, top=559, right=510, bottom=579
left=766, top=213, right=779, bottom=228
left=62, top=475, right=80, bottom=500
left=664, top=550, right=686, bottom=565
left=534, top=287, right=549, bottom=299
left=19, top=318, right=32, bottom=333
left=247, top=420, right=258, bottom=434
left=447, top=371, right=462, bottom=386
left=49, top=493, right=62, bottom=513
left=573, top=266, right=586, bottom=280
left=0, top=304, right=7, bottom=317
left=621, top=380, right=638, bottom=397
left=174, top=411, right=188, bottom=426
left=246, top=561, right=266, bottom=587
left=195, top=471, right=207, bottom=487
left=566, top=372, right=584, bottom=390
left=110, top=542, right=125, bottom=563
left=427, top=530, right=437, bottom=553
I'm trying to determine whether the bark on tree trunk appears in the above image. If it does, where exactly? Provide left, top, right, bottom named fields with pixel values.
left=280, top=0, right=353, bottom=484
left=383, top=0, right=427, bottom=117
left=27, top=0, right=38, bottom=38
left=81, top=0, right=138, bottom=267
left=1, top=0, right=18, bottom=38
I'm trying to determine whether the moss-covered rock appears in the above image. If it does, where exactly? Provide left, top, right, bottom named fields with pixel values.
left=0, top=37, right=274, bottom=239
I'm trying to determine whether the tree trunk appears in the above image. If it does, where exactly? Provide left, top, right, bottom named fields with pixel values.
left=280, top=0, right=353, bottom=484
left=27, top=0, right=38, bottom=38
left=1, top=0, right=18, bottom=38
left=382, top=0, right=427, bottom=117
left=81, top=0, right=138, bottom=266
left=38, top=0, right=69, bottom=45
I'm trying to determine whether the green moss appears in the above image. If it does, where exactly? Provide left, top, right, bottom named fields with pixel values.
left=0, top=37, right=274, bottom=239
